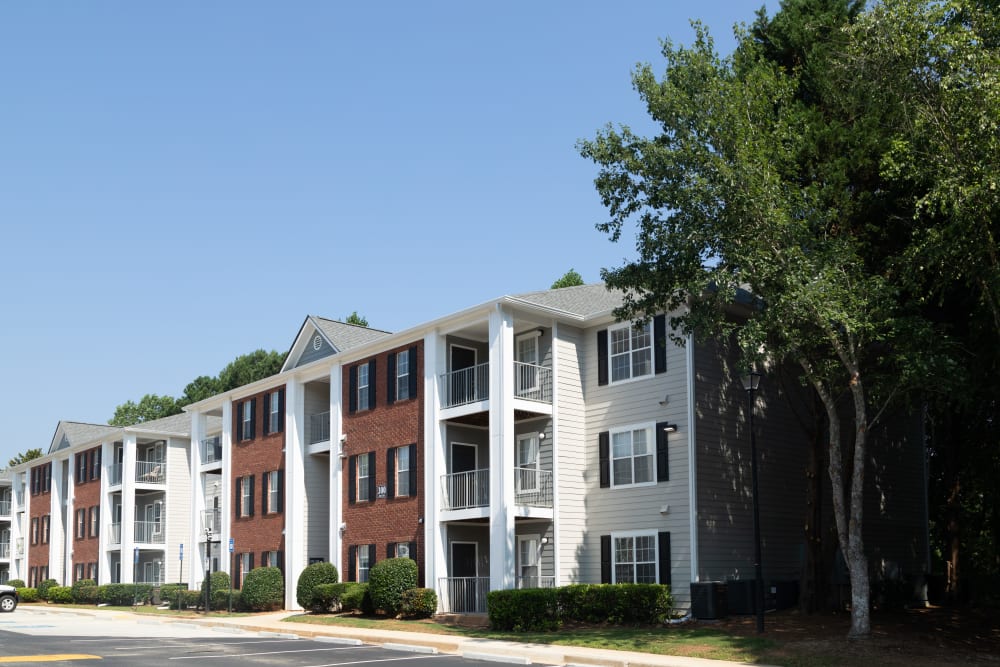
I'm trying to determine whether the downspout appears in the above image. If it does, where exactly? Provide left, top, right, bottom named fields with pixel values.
left=686, top=333, right=699, bottom=584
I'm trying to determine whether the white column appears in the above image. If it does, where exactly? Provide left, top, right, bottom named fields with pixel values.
left=488, top=305, right=515, bottom=592
left=329, top=363, right=344, bottom=577
left=220, top=400, right=233, bottom=576
left=188, top=413, right=206, bottom=588
left=284, top=379, right=304, bottom=610
left=11, top=475, right=24, bottom=581
left=97, top=440, right=111, bottom=584
left=62, top=457, right=73, bottom=584
left=550, top=320, right=561, bottom=586
left=422, top=332, right=446, bottom=604
left=121, top=435, right=137, bottom=584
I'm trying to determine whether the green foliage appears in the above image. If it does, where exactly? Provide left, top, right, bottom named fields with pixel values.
left=201, top=570, right=231, bottom=597
left=339, top=583, right=371, bottom=612
left=8, top=449, right=42, bottom=467
left=16, top=587, right=38, bottom=602
left=180, top=375, right=222, bottom=404
left=399, top=587, right=437, bottom=619
left=211, top=588, right=239, bottom=611
left=36, top=579, right=58, bottom=600
left=180, top=589, right=203, bottom=609
left=311, top=583, right=341, bottom=613
left=98, top=583, right=152, bottom=605
left=159, top=583, right=188, bottom=607
left=6, top=579, right=25, bottom=589
left=345, top=311, right=369, bottom=327
left=368, top=557, right=417, bottom=617
left=551, top=269, right=585, bottom=289
left=296, top=561, right=339, bottom=611
left=488, top=588, right=560, bottom=631
left=241, top=566, right=284, bottom=611
left=71, top=579, right=99, bottom=604
left=109, top=393, right=181, bottom=426
left=217, top=349, right=285, bottom=392
left=47, top=586, right=73, bottom=604
left=487, top=584, right=672, bottom=631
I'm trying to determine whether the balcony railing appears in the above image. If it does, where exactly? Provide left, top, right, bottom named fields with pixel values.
left=109, top=523, right=121, bottom=545
left=514, top=468, right=553, bottom=508
left=135, top=460, right=165, bottom=484
left=514, top=362, right=552, bottom=403
left=516, top=575, right=556, bottom=589
left=0, top=543, right=9, bottom=559
left=15, top=538, right=23, bottom=557
left=201, top=509, right=221, bottom=534
left=134, top=521, right=164, bottom=544
left=441, top=363, right=489, bottom=408
left=0, top=501, right=10, bottom=517
left=109, top=464, right=122, bottom=486
left=308, top=411, right=331, bottom=445
left=441, top=469, right=490, bottom=510
left=201, top=436, right=222, bottom=464
left=439, top=577, right=489, bottom=613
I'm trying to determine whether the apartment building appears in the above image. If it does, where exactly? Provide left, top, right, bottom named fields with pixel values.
left=12, top=284, right=929, bottom=614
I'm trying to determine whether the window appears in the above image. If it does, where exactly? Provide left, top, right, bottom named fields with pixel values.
left=240, top=399, right=254, bottom=441
left=350, top=453, right=375, bottom=505
left=394, top=542, right=412, bottom=559
left=42, top=515, right=50, bottom=544
left=89, top=506, right=99, bottom=538
left=91, top=449, right=101, bottom=480
left=515, top=332, right=541, bottom=395
left=611, top=426, right=654, bottom=487
left=357, top=455, right=370, bottom=502
left=516, top=435, right=540, bottom=493
left=395, top=351, right=410, bottom=401
left=76, top=454, right=88, bottom=484
left=262, top=550, right=283, bottom=571
left=265, top=470, right=283, bottom=513
left=266, top=390, right=283, bottom=434
left=31, top=518, right=38, bottom=545
left=237, top=552, right=253, bottom=588
left=237, top=474, right=254, bottom=517
left=517, top=535, right=540, bottom=586
left=609, top=321, right=652, bottom=382
left=357, top=363, right=370, bottom=411
left=356, top=544, right=373, bottom=582
left=613, top=533, right=657, bottom=584
left=396, top=446, right=410, bottom=497
left=76, top=509, right=86, bottom=539
left=87, top=562, right=98, bottom=581
left=75, top=563, right=85, bottom=583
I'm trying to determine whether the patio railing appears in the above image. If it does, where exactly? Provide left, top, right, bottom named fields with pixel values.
left=308, top=411, right=331, bottom=445
left=441, top=469, right=490, bottom=510
left=438, top=577, right=490, bottom=613
left=441, top=363, right=489, bottom=408
left=513, top=362, right=552, bottom=403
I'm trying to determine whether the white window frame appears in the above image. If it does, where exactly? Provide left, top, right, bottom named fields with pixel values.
left=517, top=534, right=540, bottom=585
left=396, top=447, right=410, bottom=497
left=357, top=455, right=370, bottom=502
left=268, top=392, right=281, bottom=434
left=610, top=423, right=656, bottom=488
left=611, top=530, right=658, bottom=584
left=515, top=331, right=541, bottom=394
left=241, top=474, right=253, bottom=517
left=515, top=434, right=540, bottom=493
left=76, top=509, right=86, bottom=539
left=239, top=552, right=251, bottom=583
left=357, top=364, right=370, bottom=411
left=267, top=470, right=280, bottom=513
left=396, top=351, right=410, bottom=401
left=241, top=400, right=253, bottom=440
left=264, top=550, right=279, bottom=568
left=395, top=542, right=410, bottom=559
left=89, top=506, right=99, bottom=537
left=608, top=321, right=653, bottom=383
left=358, top=544, right=372, bottom=583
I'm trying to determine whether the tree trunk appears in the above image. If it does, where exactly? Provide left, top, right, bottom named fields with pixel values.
left=845, top=368, right=871, bottom=639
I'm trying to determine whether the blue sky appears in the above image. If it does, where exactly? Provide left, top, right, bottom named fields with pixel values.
left=0, top=1, right=775, bottom=466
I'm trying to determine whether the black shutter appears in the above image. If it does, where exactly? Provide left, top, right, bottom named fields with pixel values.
left=235, top=556, right=242, bottom=588
left=249, top=398, right=256, bottom=440
left=408, top=444, right=417, bottom=496
left=367, top=452, right=376, bottom=502
left=408, top=347, right=418, bottom=398
left=658, top=532, right=672, bottom=586
left=387, top=352, right=396, bottom=405
left=248, top=475, right=255, bottom=517
left=368, top=359, right=377, bottom=409
left=249, top=552, right=255, bottom=572
left=277, top=550, right=284, bottom=574
left=654, top=314, right=667, bottom=374
left=278, top=471, right=284, bottom=513
left=597, top=329, right=609, bottom=385
left=349, top=366, right=358, bottom=413
left=235, top=476, right=243, bottom=517
left=656, top=422, right=670, bottom=482
left=408, top=541, right=417, bottom=561
left=387, top=542, right=395, bottom=559
left=261, top=472, right=268, bottom=513
left=264, top=393, right=271, bottom=434
left=368, top=544, right=376, bottom=569
left=347, top=546, right=357, bottom=582
left=386, top=448, right=395, bottom=498
left=348, top=456, right=356, bottom=505
left=599, top=431, right=610, bottom=488
left=600, top=535, right=612, bottom=584
left=278, top=388, right=285, bottom=432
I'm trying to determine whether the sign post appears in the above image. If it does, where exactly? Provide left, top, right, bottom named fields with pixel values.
left=132, top=547, right=139, bottom=607
left=228, top=537, right=235, bottom=613
left=178, top=543, right=184, bottom=610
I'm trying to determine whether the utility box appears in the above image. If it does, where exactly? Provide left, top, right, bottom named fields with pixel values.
left=726, top=579, right=757, bottom=615
left=690, top=581, right=728, bottom=619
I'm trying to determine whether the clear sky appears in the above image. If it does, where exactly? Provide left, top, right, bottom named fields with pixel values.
left=0, top=1, right=775, bottom=466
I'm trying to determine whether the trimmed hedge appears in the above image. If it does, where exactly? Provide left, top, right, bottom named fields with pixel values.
left=488, top=584, right=672, bottom=631
left=37, top=578, right=58, bottom=600
left=241, top=567, right=284, bottom=611
left=488, top=588, right=559, bottom=631
left=296, top=562, right=339, bottom=611
left=211, top=588, right=240, bottom=611
left=369, top=557, right=418, bottom=616
left=340, top=583, right=371, bottom=613
left=99, top=583, right=153, bottom=606
left=400, top=588, right=437, bottom=618
left=17, top=587, right=38, bottom=602
left=6, top=579, right=24, bottom=589
left=48, top=586, right=73, bottom=604
left=180, top=589, right=203, bottom=609
left=71, top=578, right=99, bottom=604
left=312, top=583, right=342, bottom=612
left=160, top=583, right=188, bottom=608
left=201, top=571, right=231, bottom=597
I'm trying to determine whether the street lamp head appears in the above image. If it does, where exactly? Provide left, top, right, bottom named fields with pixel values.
left=740, top=371, right=762, bottom=392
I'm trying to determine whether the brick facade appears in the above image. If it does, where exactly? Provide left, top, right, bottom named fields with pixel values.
left=28, top=461, right=52, bottom=586
left=341, top=341, right=424, bottom=584
left=230, top=384, right=286, bottom=587
left=72, top=447, right=102, bottom=582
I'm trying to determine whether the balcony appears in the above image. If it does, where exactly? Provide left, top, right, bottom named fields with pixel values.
left=201, top=509, right=221, bottom=534
left=15, top=538, right=23, bottom=557
left=514, top=468, right=553, bottom=508
left=134, top=521, right=164, bottom=544
left=513, top=362, right=552, bottom=404
left=308, top=411, right=330, bottom=445
left=438, top=576, right=489, bottom=613
left=201, top=436, right=222, bottom=464
left=135, top=461, right=165, bottom=484
left=0, top=501, right=10, bottom=517
left=440, top=468, right=553, bottom=510
left=109, top=464, right=122, bottom=486
left=108, top=523, right=121, bottom=545
left=0, top=543, right=9, bottom=559
left=516, top=575, right=556, bottom=589
left=441, top=363, right=489, bottom=409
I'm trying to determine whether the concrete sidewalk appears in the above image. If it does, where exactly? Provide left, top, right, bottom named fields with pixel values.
left=150, top=609, right=770, bottom=667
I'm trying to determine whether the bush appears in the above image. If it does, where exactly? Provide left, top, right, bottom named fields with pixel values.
left=160, top=583, right=188, bottom=608
left=37, top=578, right=58, bottom=601
left=312, top=583, right=342, bottom=613
left=98, top=583, right=153, bottom=606
left=340, top=583, right=370, bottom=612
left=6, top=579, right=24, bottom=589
left=201, top=571, right=231, bottom=597
left=241, top=567, right=284, bottom=611
left=400, top=588, right=437, bottom=618
left=488, top=588, right=559, bottom=631
left=181, top=589, right=203, bottom=609
left=16, top=587, right=38, bottom=602
left=556, top=583, right=670, bottom=625
left=71, top=578, right=99, bottom=604
left=210, top=588, right=240, bottom=611
left=368, top=557, right=417, bottom=616
left=47, top=586, right=73, bottom=604
left=296, top=562, right=339, bottom=611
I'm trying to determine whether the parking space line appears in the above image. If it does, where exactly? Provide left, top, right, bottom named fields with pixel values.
left=301, top=654, right=462, bottom=667
left=0, top=654, right=102, bottom=663
left=169, top=645, right=373, bottom=660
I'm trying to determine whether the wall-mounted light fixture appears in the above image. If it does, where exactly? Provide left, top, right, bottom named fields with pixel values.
left=339, top=434, right=347, bottom=443
left=662, top=423, right=678, bottom=433
left=538, top=432, right=546, bottom=440
left=339, top=522, right=347, bottom=533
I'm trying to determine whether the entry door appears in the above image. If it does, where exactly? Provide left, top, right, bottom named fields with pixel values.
left=451, top=542, right=478, bottom=612
left=450, top=444, right=482, bottom=507
left=450, top=346, right=477, bottom=404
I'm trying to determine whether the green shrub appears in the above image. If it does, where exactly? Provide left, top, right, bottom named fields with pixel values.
left=37, top=578, right=58, bottom=600
left=98, top=583, right=153, bottom=606
left=368, top=557, right=417, bottom=616
left=296, top=562, right=339, bottom=611
left=400, top=588, right=437, bottom=618
left=71, top=579, right=99, bottom=604
left=6, top=579, right=25, bottom=589
left=181, top=589, right=203, bottom=609
left=312, top=583, right=341, bottom=613
left=160, top=583, right=188, bottom=607
left=201, top=571, right=231, bottom=597
left=556, top=583, right=671, bottom=625
left=47, top=586, right=73, bottom=604
left=488, top=588, right=559, bottom=631
left=210, top=588, right=239, bottom=611
left=16, top=587, right=38, bottom=602
left=340, top=583, right=369, bottom=612
left=241, top=567, right=284, bottom=611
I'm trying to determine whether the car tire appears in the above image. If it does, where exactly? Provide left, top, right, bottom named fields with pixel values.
left=0, top=595, right=17, bottom=612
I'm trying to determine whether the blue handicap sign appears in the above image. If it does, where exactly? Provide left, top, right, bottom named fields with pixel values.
left=228, top=537, right=234, bottom=553
left=133, top=547, right=139, bottom=564
left=179, top=543, right=184, bottom=560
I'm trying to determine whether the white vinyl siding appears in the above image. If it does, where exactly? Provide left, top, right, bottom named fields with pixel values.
left=553, top=326, right=588, bottom=585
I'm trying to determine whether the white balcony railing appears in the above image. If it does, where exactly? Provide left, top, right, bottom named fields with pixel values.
left=109, top=464, right=122, bottom=486
left=135, top=460, right=165, bottom=484
left=439, top=577, right=490, bottom=613
left=134, top=521, right=164, bottom=544
left=441, top=363, right=490, bottom=408
left=15, top=538, right=23, bottom=557
left=516, top=575, right=556, bottom=589
left=308, top=411, right=330, bottom=445
left=109, top=523, right=121, bottom=545
left=513, top=362, right=552, bottom=403
left=441, top=469, right=490, bottom=510
left=514, top=468, right=553, bottom=508
left=0, top=501, right=10, bottom=517
left=0, top=543, right=9, bottom=559
left=201, top=436, right=222, bottom=464
left=201, top=509, right=221, bottom=534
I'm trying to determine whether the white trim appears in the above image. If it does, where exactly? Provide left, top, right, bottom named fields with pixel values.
left=450, top=442, right=478, bottom=473
left=610, top=530, right=659, bottom=584
left=449, top=540, right=479, bottom=577
left=607, top=421, right=657, bottom=489
left=686, top=333, right=699, bottom=583
left=516, top=533, right=540, bottom=580
left=448, top=343, right=477, bottom=369
left=606, top=320, right=654, bottom=384
left=550, top=320, right=560, bottom=586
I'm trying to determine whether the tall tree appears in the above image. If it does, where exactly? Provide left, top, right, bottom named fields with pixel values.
left=551, top=269, right=585, bottom=289
left=579, top=2, right=943, bottom=638
left=344, top=312, right=369, bottom=327
left=109, top=393, right=181, bottom=426
left=216, top=349, right=285, bottom=393
left=8, top=448, right=42, bottom=468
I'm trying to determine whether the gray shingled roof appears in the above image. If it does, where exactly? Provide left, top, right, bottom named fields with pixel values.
left=128, top=411, right=214, bottom=437
left=50, top=421, right=122, bottom=453
left=313, top=317, right=393, bottom=352
left=509, top=283, right=625, bottom=320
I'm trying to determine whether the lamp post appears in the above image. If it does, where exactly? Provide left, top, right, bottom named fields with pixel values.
left=204, top=527, right=215, bottom=614
left=740, top=370, right=765, bottom=634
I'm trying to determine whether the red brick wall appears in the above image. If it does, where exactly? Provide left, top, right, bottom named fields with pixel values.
left=28, top=462, right=51, bottom=584
left=72, top=447, right=102, bottom=580
left=342, top=341, right=424, bottom=584
left=230, top=385, right=286, bottom=583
